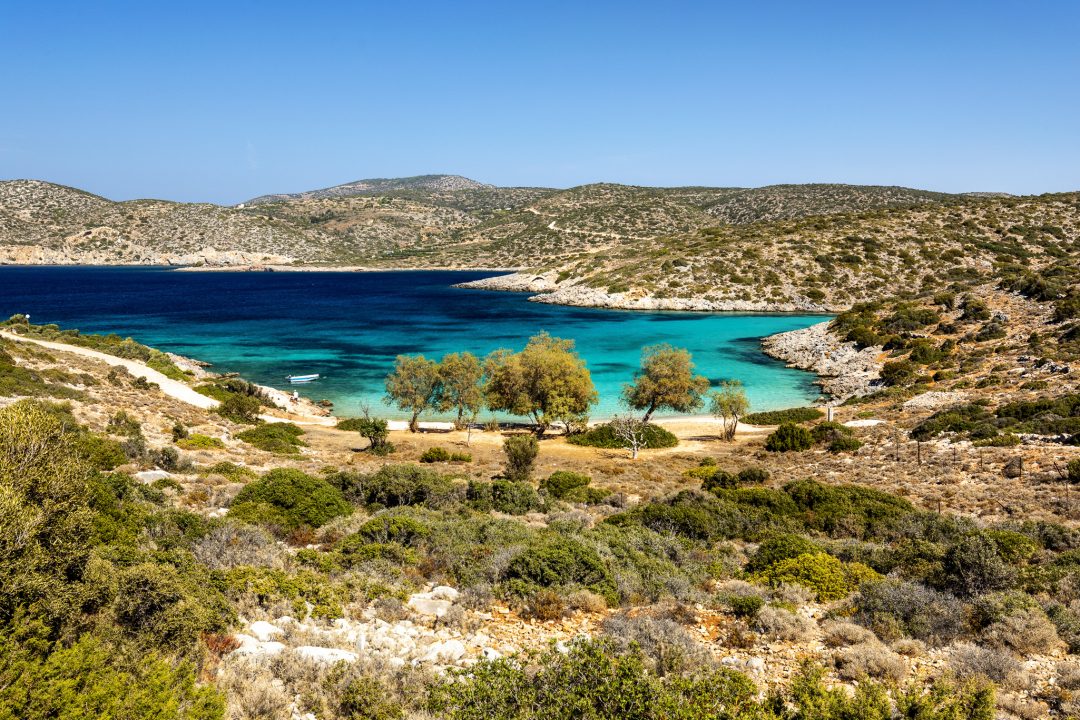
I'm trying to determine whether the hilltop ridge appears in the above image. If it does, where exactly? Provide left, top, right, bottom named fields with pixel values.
left=1, top=176, right=1075, bottom=316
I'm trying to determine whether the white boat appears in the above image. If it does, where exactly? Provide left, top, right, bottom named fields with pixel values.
left=286, top=373, right=320, bottom=383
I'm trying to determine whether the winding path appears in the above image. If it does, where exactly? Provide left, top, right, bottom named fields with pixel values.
left=1, top=330, right=219, bottom=409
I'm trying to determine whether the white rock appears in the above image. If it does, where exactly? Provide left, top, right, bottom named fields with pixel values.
left=431, top=585, right=460, bottom=601
left=230, top=634, right=286, bottom=658
left=481, top=647, right=502, bottom=661
left=295, top=646, right=358, bottom=663
left=409, top=597, right=452, bottom=618
left=135, top=470, right=172, bottom=483
left=248, top=620, right=284, bottom=642
left=745, top=657, right=766, bottom=673
left=423, top=639, right=466, bottom=663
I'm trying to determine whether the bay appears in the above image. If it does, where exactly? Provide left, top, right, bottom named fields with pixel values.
left=0, top=267, right=828, bottom=419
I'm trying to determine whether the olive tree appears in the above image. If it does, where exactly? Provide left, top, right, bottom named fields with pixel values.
left=384, top=354, right=441, bottom=432
left=623, top=344, right=710, bottom=423
left=485, top=332, right=598, bottom=436
left=709, top=380, right=750, bottom=441
left=437, top=351, right=485, bottom=430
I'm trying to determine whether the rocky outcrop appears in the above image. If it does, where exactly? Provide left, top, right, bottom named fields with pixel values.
left=761, top=321, right=882, bottom=401
left=457, top=272, right=833, bottom=313
left=454, top=271, right=560, bottom=293
left=0, top=241, right=295, bottom=267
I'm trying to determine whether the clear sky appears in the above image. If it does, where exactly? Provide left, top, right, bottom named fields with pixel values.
left=2, top=1, right=1078, bottom=203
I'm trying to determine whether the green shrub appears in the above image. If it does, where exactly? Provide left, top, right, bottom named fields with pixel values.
left=746, top=533, right=822, bottom=573
left=201, top=461, right=256, bottom=482
left=112, top=562, right=231, bottom=652
left=828, top=435, right=864, bottom=453
left=562, top=485, right=613, bottom=504
left=725, top=594, right=764, bottom=618
left=505, top=534, right=616, bottom=600
left=176, top=433, right=225, bottom=450
left=1069, top=459, right=1080, bottom=484
left=737, top=467, right=770, bottom=484
left=338, top=415, right=394, bottom=454
left=332, top=464, right=461, bottom=508
left=420, top=446, right=452, bottom=463
left=852, top=579, right=966, bottom=644
left=468, top=480, right=542, bottom=515
left=783, top=479, right=916, bottom=539
left=76, top=432, right=129, bottom=470
left=764, top=423, right=813, bottom=452
left=743, top=407, right=823, bottom=425
left=881, top=359, right=919, bottom=386
left=216, top=393, right=261, bottom=423
left=503, top=434, right=539, bottom=482
left=942, top=533, right=1017, bottom=597
left=229, top=468, right=352, bottom=530
left=355, top=514, right=431, bottom=545
left=0, top=628, right=225, bottom=720
left=541, top=470, right=592, bottom=498
left=754, top=552, right=880, bottom=601
left=566, top=423, right=678, bottom=449
left=107, top=410, right=142, bottom=437
left=236, top=423, right=305, bottom=455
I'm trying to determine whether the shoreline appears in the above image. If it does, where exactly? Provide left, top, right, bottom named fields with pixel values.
left=2, top=264, right=878, bottom=419
left=760, top=321, right=882, bottom=401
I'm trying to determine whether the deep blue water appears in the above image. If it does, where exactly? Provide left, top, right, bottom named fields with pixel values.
left=0, top=267, right=828, bottom=418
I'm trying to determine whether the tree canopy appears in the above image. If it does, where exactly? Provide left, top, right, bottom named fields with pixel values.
left=623, top=344, right=711, bottom=423
left=437, top=352, right=484, bottom=429
left=384, top=354, right=442, bottom=432
left=485, top=332, right=598, bottom=434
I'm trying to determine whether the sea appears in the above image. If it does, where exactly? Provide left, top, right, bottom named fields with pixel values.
left=0, top=267, right=830, bottom=419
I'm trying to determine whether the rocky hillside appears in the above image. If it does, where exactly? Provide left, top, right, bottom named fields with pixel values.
left=245, top=174, right=493, bottom=204
left=0, top=179, right=343, bottom=265
left=4, top=178, right=1077, bottom=316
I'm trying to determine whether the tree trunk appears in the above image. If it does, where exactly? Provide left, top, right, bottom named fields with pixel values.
left=410, top=411, right=420, bottom=433
left=642, top=404, right=656, bottom=425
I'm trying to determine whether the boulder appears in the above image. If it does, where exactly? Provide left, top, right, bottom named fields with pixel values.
left=135, top=470, right=172, bottom=483
left=248, top=620, right=284, bottom=642
left=409, top=597, right=452, bottom=618
left=295, top=646, right=358, bottom=664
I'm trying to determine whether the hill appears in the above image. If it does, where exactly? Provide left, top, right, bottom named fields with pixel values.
left=3, top=178, right=1076, bottom=319
left=244, top=173, right=493, bottom=204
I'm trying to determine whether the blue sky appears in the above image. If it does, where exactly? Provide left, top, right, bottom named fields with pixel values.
left=2, top=1, right=1077, bottom=203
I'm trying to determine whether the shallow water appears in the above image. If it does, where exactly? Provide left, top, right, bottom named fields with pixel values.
left=1, top=267, right=829, bottom=419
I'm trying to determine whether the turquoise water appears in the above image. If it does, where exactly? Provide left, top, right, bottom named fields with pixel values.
left=0, top=267, right=829, bottom=419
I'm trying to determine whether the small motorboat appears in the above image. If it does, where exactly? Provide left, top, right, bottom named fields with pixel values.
left=286, top=373, right=320, bottom=384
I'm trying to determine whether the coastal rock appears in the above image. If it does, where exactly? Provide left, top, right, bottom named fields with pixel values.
left=455, top=273, right=833, bottom=313
left=455, top=271, right=560, bottom=293
left=760, top=321, right=881, bottom=401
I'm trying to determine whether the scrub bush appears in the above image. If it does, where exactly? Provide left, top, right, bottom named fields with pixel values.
left=764, top=423, right=813, bottom=452
left=851, top=579, right=966, bottom=644
left=746, top=534, right=822, bottom=573
left=468, top=480, right=542, bottom=515
left=236, top=423, right=305, bottom=454
left=229, top=468, right=352, bottom=530
left=540, top=470, right=591, bottom=498
left=743, top=407, right=823, bottom=425
left=566, top=423, right=678, bottom=449
left=754, top=553, right=880, bottom=602
left=503, top=435, right=538, bottom=482
left=332, top=464, right=462, bottom=509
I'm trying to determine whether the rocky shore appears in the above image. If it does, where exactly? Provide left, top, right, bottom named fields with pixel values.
left=761, top=321, right=883, bottom=401
left=456, top=272, right=836, bottom=313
